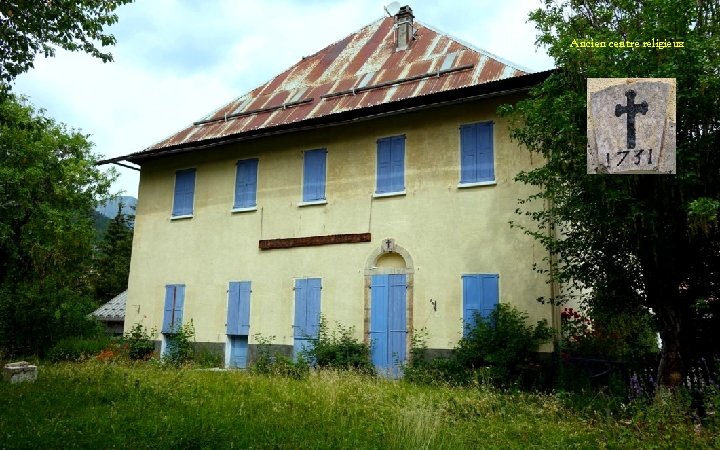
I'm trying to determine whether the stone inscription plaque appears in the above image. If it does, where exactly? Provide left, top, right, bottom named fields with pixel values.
left=587, top=78, right=676, bottom=174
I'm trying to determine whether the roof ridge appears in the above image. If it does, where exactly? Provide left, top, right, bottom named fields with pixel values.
left=417, top=20, right=533, bottom=74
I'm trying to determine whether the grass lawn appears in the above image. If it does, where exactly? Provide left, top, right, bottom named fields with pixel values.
left=0, top=362, right=717, bottom=449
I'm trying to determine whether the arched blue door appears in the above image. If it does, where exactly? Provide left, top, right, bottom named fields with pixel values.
left=370, top=274, right=407, bottom=377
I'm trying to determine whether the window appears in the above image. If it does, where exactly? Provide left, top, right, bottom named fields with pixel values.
left=172, top=168, right=196, bottom=216
left=302, top=149, right=327, bottom=203
left=233, top=159, right=258, bottom=209
left=162, top=284, right=185, bottom=334
left=227, top=281, right=251, bottom=335
left=293, top=278, right=321, bottom=358
left=460, top=122, right=494, bottom=184
left=462, top=274, right=499, bottom=335
left=376, top=135, right=405, bottom=195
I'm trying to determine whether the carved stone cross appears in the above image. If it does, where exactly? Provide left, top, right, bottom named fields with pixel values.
left=614, top=90, right=648, bottom=149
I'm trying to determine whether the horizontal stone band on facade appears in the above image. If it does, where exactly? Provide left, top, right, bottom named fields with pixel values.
left=259, top=233, right=371, bottom=250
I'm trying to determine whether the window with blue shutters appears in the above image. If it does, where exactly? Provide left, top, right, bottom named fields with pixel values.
left=302, top=149, right=327, bottom=203
left=233, top=159, right=258, bottom=209
left=376, top=135, right=405, bottom=195
left=227, top=281, right=251, bottom=335
left=172, top=168, right=196, bottom=217
left=162, top=284, right=185, bottom=334
left=459, top=122, right=494, bottom=184
left=293, top=278, right=322, bottom=359
left=462, top=274, right=499, bottom=335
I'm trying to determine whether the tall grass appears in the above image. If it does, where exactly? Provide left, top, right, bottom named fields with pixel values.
left=0, top=362, right=717, bottom=449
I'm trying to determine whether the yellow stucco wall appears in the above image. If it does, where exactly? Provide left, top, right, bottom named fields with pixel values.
left=125, top=94, right=553, bottom=351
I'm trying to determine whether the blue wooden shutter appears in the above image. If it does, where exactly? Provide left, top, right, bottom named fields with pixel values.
left=302, top=149, right=327, bottom=202
left=234, top=159, right=258, bottom=208
left=227, top=281, right=251, bottom=335
left=388, top=274, right=407, bottom=377
left=162, top=284, right=185, bottom=333
left=460, top=123, right=494, bottom=183
left=476, top=123, right=494, bottom=182
left=172, top=169, right=196, bottom=216
left=370, top=275, right=389, bottom=369
left=460, top=125, right=478, bottom=183
left=376, top=136, right=405, bottom=193
left=462, top=274, right=498, bottom=335
left=480, top=274, right=499, bottom=318
left=306, top=278, right=322, bottom=337
left=294, top=279, right=308, bottom=338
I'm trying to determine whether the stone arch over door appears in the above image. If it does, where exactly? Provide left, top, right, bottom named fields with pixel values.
left=364, top=238, right=414, bottom=375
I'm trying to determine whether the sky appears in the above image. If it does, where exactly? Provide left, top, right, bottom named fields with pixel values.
left=12, top=0, right=555, bottom=198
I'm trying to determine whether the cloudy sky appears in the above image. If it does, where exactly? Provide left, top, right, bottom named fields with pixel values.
left=12, top=0, right=555, bottom=198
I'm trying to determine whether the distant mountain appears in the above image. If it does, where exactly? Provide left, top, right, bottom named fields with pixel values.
left=96, top=196, right=137, bottom=219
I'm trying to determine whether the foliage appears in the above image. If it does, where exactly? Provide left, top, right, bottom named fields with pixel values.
left=302, top=316, right=373, bottom=374
left=404, top=304, right=554, bottom=388
left=251, top=334, right=309, bottom=380
left=192, top=349, right=224, bottom=369
left=501, top=0, right=720, bottom=387
left=0, top=0, right=134, bottom=86
left=560, top=307, right=658, bottom=362
left=162, top=320, right=195, bottom=367
left=0, top=362, right=718, bottom=448
left=0, top=94, right=114, bottom=357
left=46, top=335, right=112, bottom=362
left=93, top=201, right=133, bottom=302
left=122, top=322, right=155, bottom=361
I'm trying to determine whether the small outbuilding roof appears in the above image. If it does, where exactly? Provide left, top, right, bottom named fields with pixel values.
left=91, top=290, right=127, bottom=322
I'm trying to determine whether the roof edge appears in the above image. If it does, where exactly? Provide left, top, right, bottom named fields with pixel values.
left=97, top=69, right=556, bottom=166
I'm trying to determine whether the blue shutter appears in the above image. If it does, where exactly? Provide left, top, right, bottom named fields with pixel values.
left=460, top=123, right=494, bottom=183
left=234, top=159, right=258, bottom=208
left=376, top=136, right=405, bottom=194
left=480, top=274, right=499, bottom=318
left=172, top=169, right=196, bottom=216
left=302, top=149, right=326, bottom=202
left=390, top=136, right=405, bottom=192
left=388, top=274, right=407, bottom=377
left=460, top=125, right=478, bottom=183
left=376, top=140, right=392, bottom=193
left=162, top=284, right=185, bottom=333
left=476, top=123, right=494, bottom=182
left=227, top=281, right=251, bottom=335
left=306, top=278, right=322, bottom=337
left=462, top=274, right=499, bottom=335
left=293, top=279, right=308, bottom=338
left=370, top=275, right=389, bottom=369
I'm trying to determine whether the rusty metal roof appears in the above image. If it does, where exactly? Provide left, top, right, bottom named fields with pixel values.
left=116, top=15, right=531, bottom=162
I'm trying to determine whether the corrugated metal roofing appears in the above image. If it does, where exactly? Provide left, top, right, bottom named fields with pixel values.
left=91, top=290, right=127, bottom=322
left=126, top=13, right=529, bottom=159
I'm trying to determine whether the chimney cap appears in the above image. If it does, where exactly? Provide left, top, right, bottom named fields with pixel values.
left=395, top=5, right=414, bottom=19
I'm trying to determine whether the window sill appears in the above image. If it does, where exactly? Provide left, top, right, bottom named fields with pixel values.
left=457, top=180, right=496, bottom=188
left=373, top=190, right=406, bottom=198
left=231, top=206, right=257, bottom=213
left=170, top=214, right=194, bottom=221
left=298, top=200, right=327, bottom=207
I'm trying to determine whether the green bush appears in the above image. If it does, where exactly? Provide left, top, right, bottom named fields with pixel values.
left=251, top=334, right=309, bottom=380
left=302, top=317, right=373, bottom=374
left=162, top=321, right=195, bottom=367
left=46, top=336, right=112, bottom=362
left=193, top=349, right=224, bottom=368
left=123, top=322, right=156, bottom=361
left=404, top=304, right=554, bottom=388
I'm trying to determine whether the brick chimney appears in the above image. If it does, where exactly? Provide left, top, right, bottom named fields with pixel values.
left=394, top=5, right=414, bottom=51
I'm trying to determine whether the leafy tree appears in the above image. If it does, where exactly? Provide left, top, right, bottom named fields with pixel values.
left=0, top=0, right=133, bottom=85
left=0, top=94, right=114, bottom=356
left=502, top=0, right=719, bottom=388
left=93, top=201, right=133, bottom=302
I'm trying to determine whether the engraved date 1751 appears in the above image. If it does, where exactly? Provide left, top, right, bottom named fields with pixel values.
left=605, top=148, right=653, bottom=167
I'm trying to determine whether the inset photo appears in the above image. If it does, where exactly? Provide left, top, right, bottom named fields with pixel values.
left=587, top=78, right=676, bottom=174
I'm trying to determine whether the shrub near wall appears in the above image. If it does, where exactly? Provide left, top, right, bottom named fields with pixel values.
left=405, top=304, right=554, bottom=388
